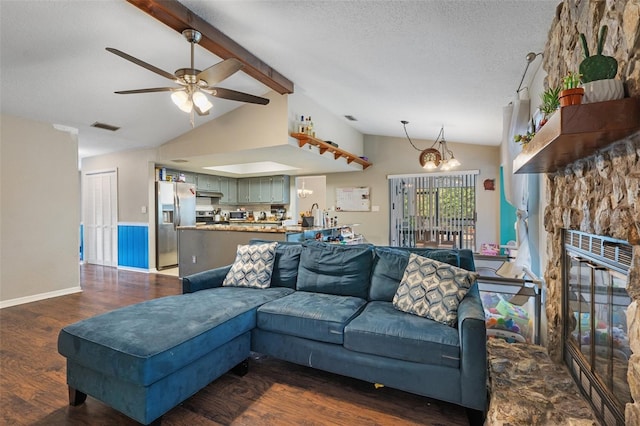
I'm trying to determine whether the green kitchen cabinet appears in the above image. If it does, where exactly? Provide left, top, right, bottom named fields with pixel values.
left=237, top=178, right=251, bottom=203
left=270, top=175, right=290, bottom=203
left=236, top=175, right=290, bottom=204
left=197, top=174, right=221, bottom=192
left=219, top=177, right=238, bottom=204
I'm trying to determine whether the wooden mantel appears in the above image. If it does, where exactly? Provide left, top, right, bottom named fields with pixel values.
left=290, top=133, right=372, bottom=169
left=513, top=97, right=640, bottom=174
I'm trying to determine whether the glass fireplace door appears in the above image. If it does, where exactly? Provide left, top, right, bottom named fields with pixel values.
left=563, top=230, right=632, bottom=425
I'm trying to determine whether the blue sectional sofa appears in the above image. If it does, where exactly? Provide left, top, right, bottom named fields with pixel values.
left=58, top=241, right=486, bottom=425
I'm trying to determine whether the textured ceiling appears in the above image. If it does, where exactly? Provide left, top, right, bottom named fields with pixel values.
left=0, top=0, right=558, bottom=161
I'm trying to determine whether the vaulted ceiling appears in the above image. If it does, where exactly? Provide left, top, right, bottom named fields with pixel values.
left=0, top=0, right=558, bottom=160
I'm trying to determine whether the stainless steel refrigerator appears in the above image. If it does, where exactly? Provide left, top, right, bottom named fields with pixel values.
left=156, top=181, right=196, bottom=270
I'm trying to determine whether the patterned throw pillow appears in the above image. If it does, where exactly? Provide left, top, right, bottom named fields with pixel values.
left=222, top=242, right=278, bottom=289
left=393, top=253, right=478, bottom=327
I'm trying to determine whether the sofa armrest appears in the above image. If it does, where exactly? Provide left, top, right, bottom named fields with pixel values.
left=181, top=265, right=232, bottom=294
left=457, top=284, right=487, bottom=411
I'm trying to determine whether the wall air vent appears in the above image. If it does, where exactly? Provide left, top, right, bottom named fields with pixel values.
left=344, top=115, right=358, bottom=121
left=91, top=122, right=120, bottom=132
left=171, top=159, right=189, bottom=163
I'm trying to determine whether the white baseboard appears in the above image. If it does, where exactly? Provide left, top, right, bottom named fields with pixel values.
left=117, top=266, right=150, bottom=273
left=0, top=286, right=83, bottom=309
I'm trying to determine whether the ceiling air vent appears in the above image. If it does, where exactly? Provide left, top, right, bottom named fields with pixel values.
left=91, top=121, right=120, bottom=132
left=344, top=115, right=358, bottom=121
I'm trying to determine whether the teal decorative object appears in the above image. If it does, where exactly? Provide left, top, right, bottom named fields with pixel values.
left=579, top=26, right=618, bottom=83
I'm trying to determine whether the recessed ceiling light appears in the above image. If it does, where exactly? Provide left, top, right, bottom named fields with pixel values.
left=204, top=161, right=299, bottom=175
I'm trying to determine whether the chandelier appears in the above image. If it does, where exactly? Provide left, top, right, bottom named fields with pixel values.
left=297, top=179, right=314, bottom=198
left=401, top=121, right=461, bottom=171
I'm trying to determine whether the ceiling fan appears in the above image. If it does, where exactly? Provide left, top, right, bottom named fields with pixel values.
left=107, top=29, right=269, bottom=120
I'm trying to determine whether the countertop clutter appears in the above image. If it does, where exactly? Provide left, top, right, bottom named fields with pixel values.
left=183, top=224, right=293, bottom=233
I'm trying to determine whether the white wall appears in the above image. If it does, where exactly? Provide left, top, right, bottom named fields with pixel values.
left=1, top=114, right=80, bottom=305
left=158, top=90, right=289, bottom=159
left=327, top=134, right=501, bottom=247
left=82, top=148, right=157, bottom=222
left=287, top=89, right=364, bottom=155
left=81, top=148, right=158, bottom=268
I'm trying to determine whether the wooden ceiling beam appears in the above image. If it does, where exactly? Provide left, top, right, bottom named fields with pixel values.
left=127, top=0, right=294, bottom=94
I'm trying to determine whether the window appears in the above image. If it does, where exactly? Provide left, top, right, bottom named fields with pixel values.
left=389, top=171, right=478, bottom=250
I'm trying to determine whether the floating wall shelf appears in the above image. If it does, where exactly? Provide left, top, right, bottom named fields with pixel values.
left=513, top=97, right=640, bottom=174
left=290, top=132, right=372, bottom=169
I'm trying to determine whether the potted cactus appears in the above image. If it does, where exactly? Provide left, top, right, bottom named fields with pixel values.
left=559, top=72, right=584, bottom=107
left=579, top=25, right=623, bottom=103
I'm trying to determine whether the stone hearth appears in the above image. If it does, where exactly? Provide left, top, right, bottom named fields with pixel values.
left=486, top=339, right=598, bottom=425
left=541, top=0, right=640, bottom=422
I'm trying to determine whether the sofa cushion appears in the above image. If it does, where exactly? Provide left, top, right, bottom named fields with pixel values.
left=296, top=242, right=374, bottom=299
left=369, top=247, right=460, bottom=302
left=58, top=286, right=294, bottom=386
left=257, top=291, right=367, bottom=344
left=223, top=242, right=278, bottom=288
left=393, top=254, right=478, bottom=327
left=250, top=239, right=303, bottom=289
left=343, top=301, right=461, bottom=368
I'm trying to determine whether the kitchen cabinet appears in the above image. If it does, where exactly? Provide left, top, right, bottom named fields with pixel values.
left=270, top=175, right=290, bottom=203
left=197, top=174, right=221, bottom=192
left=237, top=178, right=250, bottom=203
left=219, top=177, right=238, bottom=204
left=163, top=169, right=194, bottom=183
left=236, top=176, right=290, bottom=204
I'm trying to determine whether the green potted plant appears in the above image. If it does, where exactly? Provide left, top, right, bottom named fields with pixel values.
left=539, top=86, right=560, bottom=127
left=560, top=71, right=584, bottom=107
left=579, top=25, right=623, bottom=103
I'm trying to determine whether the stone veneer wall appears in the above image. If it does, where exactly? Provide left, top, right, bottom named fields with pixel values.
left=540, top=0, right=640, bottom=422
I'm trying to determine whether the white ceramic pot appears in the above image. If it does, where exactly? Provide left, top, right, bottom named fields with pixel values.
left=582, top=79, right=624, bottom=104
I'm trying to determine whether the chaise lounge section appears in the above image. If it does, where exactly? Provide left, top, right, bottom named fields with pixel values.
left=58, top=240, right=486, bottom=425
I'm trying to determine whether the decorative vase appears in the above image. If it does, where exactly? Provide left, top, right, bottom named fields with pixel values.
left=582, top=79, right=624, bottom=104
left=559, top=88, right=585, bottom=107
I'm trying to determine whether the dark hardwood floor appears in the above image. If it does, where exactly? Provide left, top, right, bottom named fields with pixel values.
left=0, top=264, right=469, bottom=425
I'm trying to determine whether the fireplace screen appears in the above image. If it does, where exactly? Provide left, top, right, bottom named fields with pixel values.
left=563, top=230, right=632, bottom=425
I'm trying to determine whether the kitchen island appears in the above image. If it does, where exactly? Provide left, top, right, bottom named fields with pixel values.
left=178, top=224, right=359, bottom=276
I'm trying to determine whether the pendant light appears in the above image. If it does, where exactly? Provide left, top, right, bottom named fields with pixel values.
left=401, top=121, right=461, bottom=171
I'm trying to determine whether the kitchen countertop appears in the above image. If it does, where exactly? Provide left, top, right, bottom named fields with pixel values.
left=180, top=223, right=353, bottom=233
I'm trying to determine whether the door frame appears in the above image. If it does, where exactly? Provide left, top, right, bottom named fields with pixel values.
left=82, top=169, right=118, bottom=267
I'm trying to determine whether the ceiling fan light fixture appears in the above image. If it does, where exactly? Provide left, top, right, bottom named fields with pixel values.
left=171, top=91, right=192, bottom=112
left=192, top=91, right=213, bottom=113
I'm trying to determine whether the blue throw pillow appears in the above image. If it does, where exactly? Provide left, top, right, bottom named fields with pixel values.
left=297, top=242, right=373, bottom=299
left=369, top=247, right=460, bottom=302
left=223, top=242, right=278, bottom=288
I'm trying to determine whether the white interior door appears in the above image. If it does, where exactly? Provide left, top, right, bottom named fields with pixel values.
left=83, top=170, right=118, bottom=266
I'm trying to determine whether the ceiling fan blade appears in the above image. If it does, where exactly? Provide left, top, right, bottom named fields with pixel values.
left=106, top=47, right=177, bottom=82
left=197, top=58, right=244, bottom=87
left=209, top=87, right=270, bottom=105
left=114, top=87, right=176, bottom=94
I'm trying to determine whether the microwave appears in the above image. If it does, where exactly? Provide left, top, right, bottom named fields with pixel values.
left=229, top=211, right=248, bottom=220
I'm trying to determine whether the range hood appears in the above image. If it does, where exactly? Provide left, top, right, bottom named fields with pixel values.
left=196, top=190, right=223, bottom=198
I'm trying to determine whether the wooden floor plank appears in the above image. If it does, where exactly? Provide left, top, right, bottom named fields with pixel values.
left=0, top=264, right=469, bottom=425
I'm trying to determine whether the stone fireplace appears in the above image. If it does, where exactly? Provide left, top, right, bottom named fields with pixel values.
left=537, top=0, right=640, bottom=423
left=563, top=230, right=632, bottom=424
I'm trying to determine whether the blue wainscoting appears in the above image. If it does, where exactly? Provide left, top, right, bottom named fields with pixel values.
left=79, top=224, right=84, bottom=261
left=118, top=223, right=149, bottom=269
